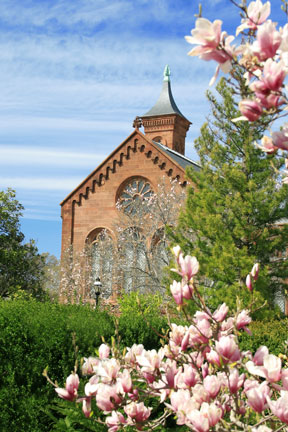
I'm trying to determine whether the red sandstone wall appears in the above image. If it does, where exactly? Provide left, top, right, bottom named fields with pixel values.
left=60, top=131, right=188, bottom=258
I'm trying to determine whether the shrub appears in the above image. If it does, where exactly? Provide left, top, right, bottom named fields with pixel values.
left=239, top=318, right=288, bottom=356
left=0, top=299, right=114, bottom=432
left=117, top=292, right=168, bottom=349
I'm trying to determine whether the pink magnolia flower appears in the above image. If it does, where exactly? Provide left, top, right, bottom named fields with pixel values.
left=82, top=357, right=100, bottom=375
left=253, top=345, right=269, bottom=365
left=136, top=348, right=164, bottom=376
left=99, top=343, right=110, bottom=359
left=85, top=374, right=99, bottom=397
left=192, top=384, right=211, bottom=405
left=178, top=254, right=199, bottom=280
left=236, top=309, right=252, bottom=331
left=261, top=59, right=286, bottom=92
left=125, top=344, right=144, bottom=365
left=96, top=383, right=122, bottom=412
left=98, top=358, right=120, bottom=383
left=169, top=323, right=187, bottom=347
left=106, top=411, right=126, bottom=432
left=161, top=359, right=179, bottom=389
left=246, top=273, right=253, bottom=292
left=169, top=389, right=199, bottom=425
left=185, top=18, right=236, bottom=86
left=187, top=408, right=210, bottom=432
left=246, top=384, right=268, bottom=413
left=203, top=375, right=221, bottom=398
left=215, top=335, right=241, bottom=363
left=124, top=402, right=151, bottom=424
left=254, top=20, right=282, bottom=60
left=236, top=0, right=271, bottom=34
left=228, top=368, right=245, bottom=394
left=256, top=136, right=277, bottom=153
left=82, top=398, right=92, bottom=418
left=255, top=91, right=284, bottom=109
left=220, top=316, right=234, bottom=333
left=263, top=354, right=282, bottom=382
left=172, top=245, right=181, bottom=259
left=247, top=354, right=282, bottom=382
left=272, top=125, right=288, bottom=151
left=116, top=369, right=133, bottom=394
left=213, top=303, right=228, bottom=322
left=177, top=364, right=199, bottom=388
left=267, top=392, right=288, bottom=424
left=170, top=281, right=184, bottom=305
left=200, top=402, right=223, bottom=428
left=206, top=349, right=221, bottom=367
left=55, top=373, right=79, bottom=401
left=251, top=263, right=260, bottom=280
left=239, top=99, right=262, bottom=122
left=185, top=18, right=222, bottom=51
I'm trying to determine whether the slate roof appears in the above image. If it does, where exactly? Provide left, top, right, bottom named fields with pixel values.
left=142, top=66, right=189, bottom=121
left=153, top=141, right=201, bottom=172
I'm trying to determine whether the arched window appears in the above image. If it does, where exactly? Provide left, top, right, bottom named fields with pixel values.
left=151, top=228, right=170, bottom=280
left=87, top=229, right=113, bottom=299
left=120, top=227, right=146, bottom=293
left=117, top=177, right=153, bottom=214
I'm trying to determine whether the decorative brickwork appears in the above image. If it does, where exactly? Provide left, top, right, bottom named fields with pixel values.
left=60, top=130, right=190, bottom=257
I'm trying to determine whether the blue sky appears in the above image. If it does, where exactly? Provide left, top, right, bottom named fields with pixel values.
left=0, top=0, right=285, bottom=258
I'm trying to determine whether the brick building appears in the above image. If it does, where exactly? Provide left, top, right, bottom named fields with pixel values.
left=60, top=66, right=200, bottom=299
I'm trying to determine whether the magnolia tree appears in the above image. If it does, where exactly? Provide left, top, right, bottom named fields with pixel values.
left=47, top=1, right=288, bottom=430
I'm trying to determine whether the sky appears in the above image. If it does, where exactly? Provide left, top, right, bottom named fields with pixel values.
left=0, top=0, right=285, bottom=258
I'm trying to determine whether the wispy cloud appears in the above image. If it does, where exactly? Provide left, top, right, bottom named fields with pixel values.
left=0, top=146, right=106, bottom=167
left=0, top=176, right=83, bottom=191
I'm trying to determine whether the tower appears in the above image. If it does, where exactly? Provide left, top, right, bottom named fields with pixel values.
left=141, top=65, right=191, bottom=155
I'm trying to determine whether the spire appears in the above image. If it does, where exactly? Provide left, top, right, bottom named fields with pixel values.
left=142, top=65, right=187, bottom=119
left=141, top=66, right=191, bottom=155
left=163, top=64, right=170, bottom=82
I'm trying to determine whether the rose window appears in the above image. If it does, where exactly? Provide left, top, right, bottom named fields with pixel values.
left=119, top=178, right=153, bottom=214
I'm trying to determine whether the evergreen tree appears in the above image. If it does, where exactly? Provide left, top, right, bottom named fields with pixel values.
left=172, top=76, right=288, bottom=312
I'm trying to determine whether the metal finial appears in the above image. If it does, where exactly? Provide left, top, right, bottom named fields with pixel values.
left=163, top=65, right=171, bottom=82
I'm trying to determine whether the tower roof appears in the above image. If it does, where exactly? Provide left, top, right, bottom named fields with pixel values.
left=142, top=65, right=187, bottom=119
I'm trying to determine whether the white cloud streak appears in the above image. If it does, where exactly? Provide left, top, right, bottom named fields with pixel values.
left=0, top=146, right=106, bottom=167
left=0, top=177, right=82, bottom=191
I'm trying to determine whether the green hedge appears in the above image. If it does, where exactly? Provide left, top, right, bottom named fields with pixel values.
left=0, top=298, right=167, bottom=431
left=118, top=292, right=169, bottom=349
left=239, top=318, right=288, bottom=356
left=0, top=300, right=114, bottom=432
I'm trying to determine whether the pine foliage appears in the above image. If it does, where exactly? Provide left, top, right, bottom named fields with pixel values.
left=173, top=77, right=288, bottom=311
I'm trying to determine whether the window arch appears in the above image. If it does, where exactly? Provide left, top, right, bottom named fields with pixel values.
left=116, top=177, right=154, bottom=215
left=120, top=227, right=146, bottom=293
left=151, top=228, right=170, bottom=277
left=86, top=228, right=113, bottom=299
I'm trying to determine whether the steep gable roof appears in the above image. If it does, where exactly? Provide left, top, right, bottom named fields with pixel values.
left=153, top=141, right=201, bottom=171
left=60, top=129, right=200, bottom=207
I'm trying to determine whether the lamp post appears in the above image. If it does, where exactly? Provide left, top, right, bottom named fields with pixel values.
left=91, top=276, right=102, bottom=307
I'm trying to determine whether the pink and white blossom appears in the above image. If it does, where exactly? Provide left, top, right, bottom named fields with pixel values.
left=55, top=373, right=79, bottom=401
left=236, top=0, right=270, bottom=34
left=99, top=343, right=110, bottom=359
